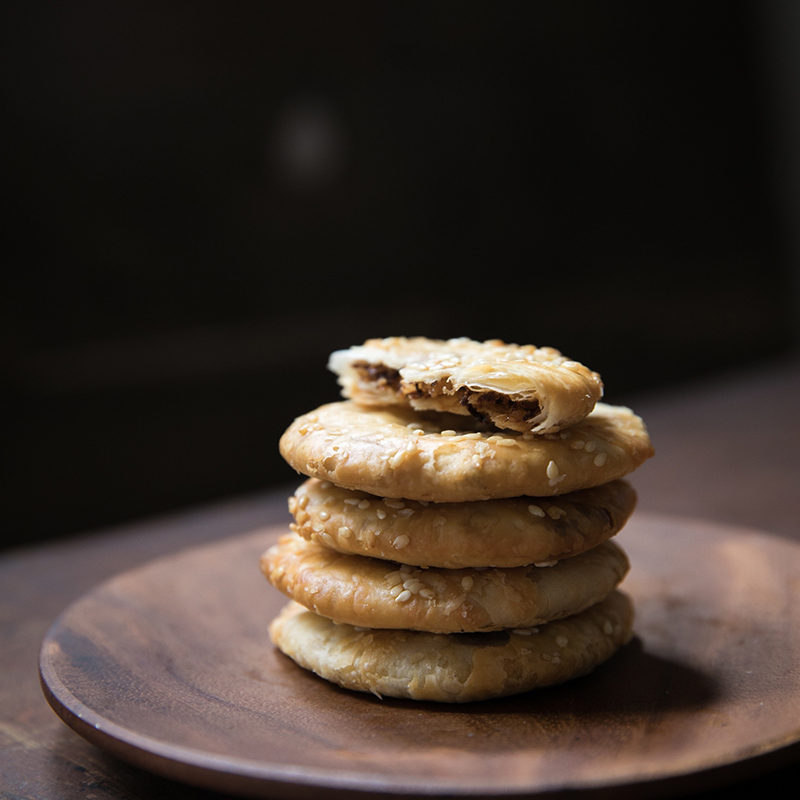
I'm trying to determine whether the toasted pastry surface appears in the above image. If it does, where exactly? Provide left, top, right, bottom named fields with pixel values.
left=328, top=336, right=603, bottom=434
left=269, top=591, right=635, bottom=703
left=262, top=534, right=629, bottom=633
left=280, top=401, right=654, bottom=502
left=289, top=478, right=636, bottom=568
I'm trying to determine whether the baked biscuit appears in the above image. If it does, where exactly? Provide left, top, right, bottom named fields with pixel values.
left=280, top=401, right=654, bottom=502
left=269, top=591, right=634, bottom=703
left=328, top=336, right=603, bottom=434
left=290, top=478, right=636, bottom=568
left=262, top=535, right=629, bottom=633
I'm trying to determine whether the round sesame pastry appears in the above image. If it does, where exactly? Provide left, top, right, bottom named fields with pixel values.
left=261, top=534, right=630, bottom=634
left=328, top=336, right=603, bottom=434
left=290, top=478, right=636, bottom=569
left=279, top=401, right=654, bottom=503
left=269, top=591, right=635, bottom=703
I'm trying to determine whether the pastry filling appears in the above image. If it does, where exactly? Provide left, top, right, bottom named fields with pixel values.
left=352, top=360, right=403, bottom=391
left=457, top=389, right=542, bottom=426
left=353, top=361, right=541, bottom=425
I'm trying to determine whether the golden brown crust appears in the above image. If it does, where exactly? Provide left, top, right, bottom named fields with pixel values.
left=262, top=534, right=630, bottom=633
left=289, top=478, right=636, bottom=568
left=328, top=336, right=603, bottom=434
left=268, top=592, right=635, bottom=703
left=279, top=401, right=654, bottom=502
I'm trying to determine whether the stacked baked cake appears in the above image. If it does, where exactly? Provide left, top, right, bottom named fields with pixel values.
left=263, top=337, right=654, bottom=703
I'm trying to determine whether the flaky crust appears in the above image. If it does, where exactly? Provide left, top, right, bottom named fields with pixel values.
left=328, top=337, right=603, bottom=434
left=279, top=401, right=654, bottom=502
left=289, top=478, right=636, bottom=568
left=269, top=592, right=634, bottom=703
left=262, top=535, right=629, bottom=633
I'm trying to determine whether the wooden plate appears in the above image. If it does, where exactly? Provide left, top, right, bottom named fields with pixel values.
left=40, top=513, right=800, bottom=799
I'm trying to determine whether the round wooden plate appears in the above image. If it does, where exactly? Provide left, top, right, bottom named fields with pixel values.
left=40, top=513, right=800, bottom=799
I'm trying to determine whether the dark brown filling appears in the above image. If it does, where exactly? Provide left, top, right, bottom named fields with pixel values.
left=462, top=389, right=541, bottom=426
left=354, top=361, right=541, bottom=425
left=352, top=360, right=403, bottom=392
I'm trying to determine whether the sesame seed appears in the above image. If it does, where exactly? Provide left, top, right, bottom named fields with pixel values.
left=556, top=635, right=569, bottom=647
left=376, top=509, right=387, bottom=520
left=534, top=560, right=558, bottom=567
left=461, top=576, right=474, bottom=591
left=298, top=495, right=309, bottom=509
left=358, top=499, right=371, bottom=509
left=395, top=590, right=412, bottom=603
left=546, top=460, right=559, bottom=480
left=394, top=534, right=410, bottom=549
left=412, top=429, right=425, bottom=435
left=419, top=588, right=435, bottom=599
left=338, top=526, right=352, bottom=537
left=272, top=565, right=285, bottom=579
left=570, top=440, right=585, bottom=450
left=385, top=571, right=403, bottom=586
left=389, top=452, right=405, bottom=468
left=384, top=499, right=405, bottom=509
left=397, top=508, right=415, bottom=518
left=603, top=621, right=614, bottom=635
left=512, top=629, right=532, bottom=635
left=594, top=452, right=607, bottom=466
left=441, top=429, right=457, bottom=437
left=463, top=432, right=482, bottom=439
left=389, top=584, right=403, bottom=597
left=318, top=511, right=330, bottom=521
left=585, top=441, right=597, bottom=453
left=528, top=504, right=545, bottom=517
left=344, top=498, right=360, bottom=506
left=312, top=523, right=323, bottom=533
left=487, top=435, right=502, bottom=443
left=547, top=506, right=566, bottom=520
left=319, top=481, right=331, bottom=489
left=497, top=438, right=516, bottom=447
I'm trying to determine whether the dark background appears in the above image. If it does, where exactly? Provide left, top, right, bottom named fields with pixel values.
left=2, top=1, right=799, bottom=548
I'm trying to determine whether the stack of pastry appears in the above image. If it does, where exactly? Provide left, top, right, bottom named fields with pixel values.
left=263, top=337, right=654, bottom=703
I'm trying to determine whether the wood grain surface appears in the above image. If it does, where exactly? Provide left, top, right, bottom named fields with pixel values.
left=39, top=514, right=800, bottom=799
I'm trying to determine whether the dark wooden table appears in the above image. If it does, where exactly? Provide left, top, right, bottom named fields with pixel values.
left=3, top=354, right=799, bottom=800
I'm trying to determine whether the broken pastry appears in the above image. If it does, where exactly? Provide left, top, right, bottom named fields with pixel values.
left=328, top=336, right=603, bottom=434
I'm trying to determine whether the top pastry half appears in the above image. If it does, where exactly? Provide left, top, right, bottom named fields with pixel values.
left=328, top=336, right=603, bottom=434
